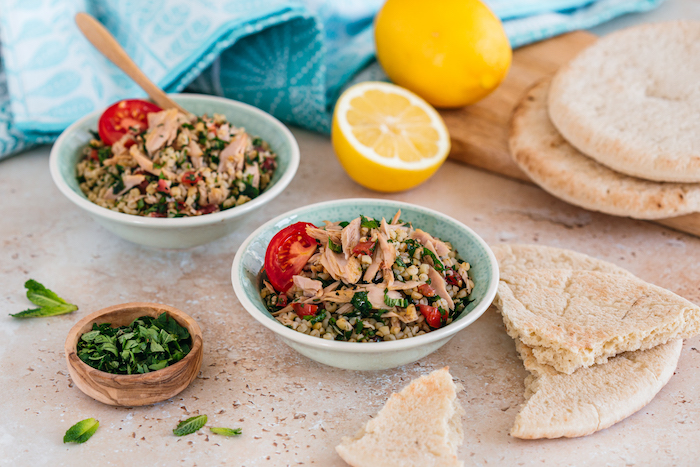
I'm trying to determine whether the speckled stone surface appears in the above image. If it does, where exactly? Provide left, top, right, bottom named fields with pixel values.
left=2, top=3, right=700, bottom=465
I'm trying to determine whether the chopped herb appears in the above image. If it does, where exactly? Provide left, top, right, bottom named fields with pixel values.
left=111, top=178, right=125, bottom=195
left=241, top=182, right=259, bottom=198
left=136, top=199, right=145, bottom=210
left=252, top=137, right=262, bottom=146
left=338, top=221, right=350, bottom=228
left=360, top=215, right=379, bottom=230
left=384, top=292, right=408, bottom=308
left=63, top=418, right=99, bottom=444
left=158, top=171, right=168, bottom=180
left=97, top=146, right=111, bottom=163
left=404, top=239, right=420, bottom=257
left=303, top=309, right=327, bottom=325
left=394, top=257, right=406, bottom=268
left=10, top=279, right=78, bottom=318
left=328, top=239, right=343, bottom=254
left=210, top=138, right=227, bottom=150
left=210, top=427, right=242, bottom=437
left=115, top=164, right=125, bottom=174
left=351, top=291, right=373, bottom=317
left=173, top=415, right=207, bottom=436
left=88, top=129, right=100, bottom=141
left=76, top=312, right=191, bottom=375
left=181, top=123, right=195, bottom=130
left=421, top=248, right=444, bottom=272
left=153, top=161, right=164, bottom=169
left=77, top=175, right=86, bottom=184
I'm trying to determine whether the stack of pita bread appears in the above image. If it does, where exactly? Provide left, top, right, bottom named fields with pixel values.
left=493, top=243, right=700, bottom=439
left=509, top=21, right=700, bottom=219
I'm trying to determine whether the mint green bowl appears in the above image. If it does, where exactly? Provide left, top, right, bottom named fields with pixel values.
left=49, top=94, right=299, bottom=249
left=231, top=199, right=499, bottom=371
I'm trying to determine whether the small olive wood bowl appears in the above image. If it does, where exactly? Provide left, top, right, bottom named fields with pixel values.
left=65, top=302, right=203, bottom=407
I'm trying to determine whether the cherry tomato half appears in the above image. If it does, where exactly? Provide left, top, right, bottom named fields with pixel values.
left=352, top=240, right=376, bottom=257
left=181, top=171, right=202, bottom=186
left=445, top=270, right=462, bottom=287
left=98, top=99, right=162, bottom=146
left=419, top=304, right=443, bottom=328
left=264, top=222, right=318, bottom=293
left=292, top=303, right=318, bottom=317
left=417, top=283, right=436, bottom=298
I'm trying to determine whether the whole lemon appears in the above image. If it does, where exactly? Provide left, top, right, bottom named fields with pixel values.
left=374, top=0, right=512, bottom=108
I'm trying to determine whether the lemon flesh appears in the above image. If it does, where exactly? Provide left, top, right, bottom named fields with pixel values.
left=332, top=82, right=450, bottom=193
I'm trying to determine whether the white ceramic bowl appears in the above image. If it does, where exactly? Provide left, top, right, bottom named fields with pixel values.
left=231, top=199, right=499, bottom=371
left=49, top=94, right=299, bottom=249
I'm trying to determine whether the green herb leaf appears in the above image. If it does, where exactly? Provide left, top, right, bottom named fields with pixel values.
left=328, top=239, right=343, bottom=254
left=404, top=239, right=420, bottom=257
left=421, top=248, right=444, bottom=272
left=97, top=147, right=111, bottom=163
left=384, top=292, right=408, bottom=308
left=394, top=257, right=406, bottom=268
left=10, top=280, right=78, bottom=319
left=173, top=415, right=207, bottom=436
left=210, top=427, right=242, bottom=437
left=351, top=291, right=373, bottom=317
left=360, top=215, right=379, bottom=230
left=63, top=418, right=99, bottom=444
left=338, top=221, right=350, bottom=228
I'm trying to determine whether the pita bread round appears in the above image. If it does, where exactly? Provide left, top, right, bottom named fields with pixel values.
left=492, top=243, right=633, bottom=277
left=497, top=267, right=699, bottom=374
left=511, top=337, right=682, bottom=439
left=548, top=21, right=700, bottom=182
left=509, top=79, right=700, bottom=219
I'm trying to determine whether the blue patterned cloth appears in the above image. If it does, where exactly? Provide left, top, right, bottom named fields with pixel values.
left=0, top=0, right=663, bottom=160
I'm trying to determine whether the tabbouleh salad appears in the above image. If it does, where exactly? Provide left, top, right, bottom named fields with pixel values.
left=260, top=211, right=474, bottom=342
left=76, top=99, right=277, bottom=218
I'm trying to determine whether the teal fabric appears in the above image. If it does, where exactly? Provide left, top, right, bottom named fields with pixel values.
left=0, top=0, right=664, bottom=160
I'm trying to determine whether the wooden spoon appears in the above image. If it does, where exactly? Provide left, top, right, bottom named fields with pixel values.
left=75, top=12, right=189, bottom=114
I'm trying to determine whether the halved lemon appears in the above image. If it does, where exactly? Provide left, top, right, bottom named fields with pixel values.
left=331, top=82, right=451, bottom=192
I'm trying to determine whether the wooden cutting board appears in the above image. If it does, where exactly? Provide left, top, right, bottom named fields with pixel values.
left=441, top=30, right=700, bottom=237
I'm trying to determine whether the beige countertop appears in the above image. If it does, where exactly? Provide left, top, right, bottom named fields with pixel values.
left=2, top=2, right=699, bottom=465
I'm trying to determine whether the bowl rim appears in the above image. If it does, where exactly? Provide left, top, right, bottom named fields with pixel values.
left=64, top=302, right=203, bottom=381
left=49, top=93, right=300, bottom=228
left=231, top=198, right=499, bottom=353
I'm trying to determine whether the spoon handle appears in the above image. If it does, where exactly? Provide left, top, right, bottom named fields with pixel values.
left=75, top=12, right=188, bottom=114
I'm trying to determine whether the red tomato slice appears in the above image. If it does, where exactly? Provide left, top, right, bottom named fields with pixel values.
left=419, top=304, right=443, bottom=328
left=181, top=171, right=202, bottom=186
left=98, top=99, right=162, bottom=146
left=276, top=294, right=288, bottom=307
left=264, top=222, right=318, bottom=293
left=352, top=240, right=376, bottom=256
left=446, top=270, right=462, bottom=287
left=417, top=284, right=436, bottom=297
left=292, top=303, right=318, bottom=317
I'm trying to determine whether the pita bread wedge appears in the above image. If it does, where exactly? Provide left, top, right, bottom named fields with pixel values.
left=511, top=337, right=682, bottom=439
left=509, top=79, right=700, bottom=219
left=492, top=243, right=633, bottom=277
left=497, top=268, right=699, bottom=374
left=336, top=367, right=464, bottom=467
left=548, top=21, right=700, bottom=183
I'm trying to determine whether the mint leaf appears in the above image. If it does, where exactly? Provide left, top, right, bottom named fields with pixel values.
left=210, top=427, right=242, bottom=437
left=10, top=280, right=78, bottom=319
left=360, top=215, right=379, bottom=230
left=173, top=415, right=207, bottom=436
left=64, top=418, right=99, bottom=444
